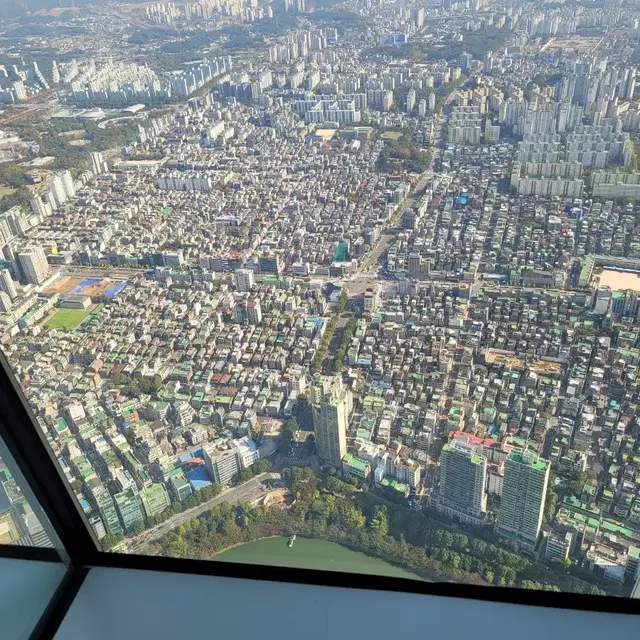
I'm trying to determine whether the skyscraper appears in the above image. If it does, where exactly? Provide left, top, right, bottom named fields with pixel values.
left=311, top=375, right=352, bottom=468
left=435, top=438, right=487, bottom=525
left=497, top=450, right=550, bottom=551
left=17, top=247, right=49, bottom=285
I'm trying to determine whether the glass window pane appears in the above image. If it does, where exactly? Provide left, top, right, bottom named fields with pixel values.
left=0, top=454, right=53, bottom=548
left=1, top=0, right=637, bottom=602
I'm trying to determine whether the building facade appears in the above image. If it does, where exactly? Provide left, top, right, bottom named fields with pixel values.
left=435, top=438, right=487, bottom=525
left=311, top=375, right=352, bottom=468
left=497, top=450, right=550, bottom=552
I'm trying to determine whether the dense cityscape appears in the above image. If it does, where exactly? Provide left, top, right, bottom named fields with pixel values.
left=1, top=0, right=640, bottom=597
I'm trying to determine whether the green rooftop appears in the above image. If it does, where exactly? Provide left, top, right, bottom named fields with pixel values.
left=508, top=449, right=548, bottom=471
left=342, top=454, right=369, bottom=473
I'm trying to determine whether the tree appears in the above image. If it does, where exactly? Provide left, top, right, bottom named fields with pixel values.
left=129, top=521, right=145, bottom=536
left=0, top=163, right=26, bottom=188
left=252, top=423, right=263, bottom=443
left=370, top=505, right=389, bottom=535
left=279, top=417, right=298, bottom=452
left=498, top=566, right=516, bottom=587
left=338, top=290, right=348, bottom=314
left=102, top=532, right=124, bottom=550
left=211, top=483, right=222, bottom=497
left=325, top=476, right=353, bottom=496
left=254, top=459, right=272, bottom=474
left=0, top=186, right=30, bottom=213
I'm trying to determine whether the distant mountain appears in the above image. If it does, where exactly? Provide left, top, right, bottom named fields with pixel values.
left=1, top=0, right=150, bottom=18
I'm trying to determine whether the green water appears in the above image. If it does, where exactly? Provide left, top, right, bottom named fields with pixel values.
left=215, top=537, right=422, bottom=580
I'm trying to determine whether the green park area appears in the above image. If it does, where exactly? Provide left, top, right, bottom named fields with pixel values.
left=45, top=307, right=94, bottom=331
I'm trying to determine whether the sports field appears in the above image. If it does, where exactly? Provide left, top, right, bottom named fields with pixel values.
left=44, top=307, right=93, bottom=331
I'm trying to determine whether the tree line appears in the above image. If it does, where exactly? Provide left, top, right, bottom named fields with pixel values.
left=153, top=466, right=607, bottom=595
left=311, top=316, right=338, bottom=374
left=333, top=318, right=357, bottom=372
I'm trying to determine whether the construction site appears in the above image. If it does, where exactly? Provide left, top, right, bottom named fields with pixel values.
left=484, top=349, right=563, bottom=377
left=43, top=274, right=128, bottom=299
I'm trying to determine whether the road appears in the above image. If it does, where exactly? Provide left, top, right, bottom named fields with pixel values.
left=128, top=472, right=279, bottom=555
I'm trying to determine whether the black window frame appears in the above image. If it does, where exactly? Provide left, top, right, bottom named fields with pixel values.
left=0, top=353, right=638, bottom=640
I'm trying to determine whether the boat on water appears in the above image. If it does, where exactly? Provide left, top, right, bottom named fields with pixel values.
left=288, top=534, right=296, bottom=548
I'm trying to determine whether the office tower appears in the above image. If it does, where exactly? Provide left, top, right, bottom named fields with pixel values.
left=593, top=286, right=612, bottom=315
left=114, top=488, right=145, bottom=532
left=139, top=485, right=171, bottom=520
left=497, top=450, right=550, bottom=551
left=258, top=253, right=282, bottom=275
left=0, top=269, right=17, bottom=300
left=17, top=247, right=49, bottom=285
left=203, top=444, right=241, bottom=485
left=436, top=438, right=487, bottom=525
left=363, top=287, right=378, bottom=313
left=94, top=485, right=122, bottom=535
left=311, top=375, right=352, bottom=467
left=88, top=514, right=106, bottom=540
left=235, top=268, right=255, bottom=291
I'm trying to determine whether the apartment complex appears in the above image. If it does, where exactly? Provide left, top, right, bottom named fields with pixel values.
left=497, top=451, right=550, bottom=552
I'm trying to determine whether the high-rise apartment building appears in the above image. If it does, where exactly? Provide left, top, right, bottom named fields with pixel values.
left=413, top=7, right=424, bottom=28
left=17, top=247, right=49, bottom=285
left=497, top=450, right=550, bottom=551
left=235, top=268, right=255, bottom=291
left=435, top=438, right=487, bottom=525
left=0, top=291, right=12, bottom=312
left=311, top=375, right=352, bottom=467
left=0, top=269, right=17, bottom=300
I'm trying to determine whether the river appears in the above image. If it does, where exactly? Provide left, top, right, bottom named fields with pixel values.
left=215, top=537, right=422, bottom=580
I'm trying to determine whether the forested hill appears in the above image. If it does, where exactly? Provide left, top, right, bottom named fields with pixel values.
left=1, top=0, right=148, bottom=18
